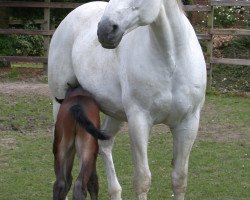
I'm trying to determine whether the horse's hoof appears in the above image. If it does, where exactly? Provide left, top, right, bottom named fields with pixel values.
left=137, top=193, right=147, bottom=200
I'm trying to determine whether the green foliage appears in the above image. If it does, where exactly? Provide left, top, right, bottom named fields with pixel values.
left=0, top=26, right=44, bottom=57
left=14, top=34, right=44, bottom=56
left=182, top=0, right=193, bottom=5
left=0, top=35, right=44, bottom=57
left=212, top=36, right=250, bottom=92
left=9, top=0, right=93, bottom=27
left=212, top=65, right=250, bottom=92
left=220, top=36, right=250, bottom=59
left=0, top=36, right=16, bottom=56
left=214, top=6, right=250, bottom=28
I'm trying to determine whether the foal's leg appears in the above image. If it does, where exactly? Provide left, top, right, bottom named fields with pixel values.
left=52, top=99, right=61, bottom=123
left=73, top=166, right=88, bottom=200
left=65, top=146, right=76, bottom=195
left=73, top=131, right=98, bottom=200
left=53, top=131, right=75, bottom=200
left=99, top=116, right=123, bottom=200
left=170, top=111, right=200, bottom=200
left=73, top=154, right=98, bottom=200
left=127, top=112, right=152, bottom=200
left=53, top=155, right=68, bottom=200
left=87, top=168, right=99, bottom=200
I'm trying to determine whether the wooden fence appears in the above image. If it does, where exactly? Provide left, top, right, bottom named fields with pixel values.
left=0, top=0, right=250, bottom=87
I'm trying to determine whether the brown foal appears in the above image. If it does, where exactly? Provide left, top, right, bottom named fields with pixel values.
left=53, top=85, right=109, bottom=200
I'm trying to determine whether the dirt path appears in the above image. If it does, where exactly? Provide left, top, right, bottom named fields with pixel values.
left=0, top=81, right=249, bottom=141
left=0, top=82, right=50, bottom=96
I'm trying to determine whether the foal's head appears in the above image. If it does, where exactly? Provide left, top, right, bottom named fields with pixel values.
left=97, top=0, right=163, bottom=48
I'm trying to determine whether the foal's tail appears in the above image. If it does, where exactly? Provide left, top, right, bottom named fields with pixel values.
left=70, top=104, right=109, bottom=140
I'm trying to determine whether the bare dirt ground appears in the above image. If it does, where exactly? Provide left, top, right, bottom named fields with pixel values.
left=0, top=67, right=249, bottom=142
left=0, top=67, right=50, bottom=96
left=0, top=82, right=50, bottom=96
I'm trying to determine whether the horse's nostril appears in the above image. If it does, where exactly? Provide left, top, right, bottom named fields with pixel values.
left=112, top=24, right=119, bottom=33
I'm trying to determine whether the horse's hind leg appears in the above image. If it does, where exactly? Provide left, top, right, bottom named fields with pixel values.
left=99, top=116, right=123, bottom=200
left=170, top=111, right=200, bottom=200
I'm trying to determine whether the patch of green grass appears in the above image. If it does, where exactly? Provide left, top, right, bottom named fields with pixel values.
left=0, top=131, right=54, bottom=200
left=11, top=63, right=44, bottom=69
left=1, top=131, right=249, bottom=200
left=0, top=95, right=53, bottom=131
left=188, top=140, right=250, bottom=200
left=201, top=94, right=250, bottom=137
left=0, top=94, right=249, bottom=199
left=7, top=67, right=19, bottom=80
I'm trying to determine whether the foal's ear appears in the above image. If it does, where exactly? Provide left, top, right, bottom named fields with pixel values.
left=67, top=82, right=78, bottom=89
left=55, top=97, right=64, bottom=104
left=67, top=82, right=73, bottom=88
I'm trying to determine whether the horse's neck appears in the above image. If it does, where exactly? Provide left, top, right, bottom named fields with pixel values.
left=150, top=0, right=187, bottom=54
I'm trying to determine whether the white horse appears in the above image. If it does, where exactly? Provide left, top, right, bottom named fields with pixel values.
left=48, top=0, right=206, bottom=200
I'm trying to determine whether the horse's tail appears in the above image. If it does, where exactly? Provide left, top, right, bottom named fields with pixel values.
left=70, top=104, right=109, bottom=140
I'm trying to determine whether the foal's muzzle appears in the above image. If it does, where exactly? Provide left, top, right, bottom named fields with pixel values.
left=97, top=18, right=124, bottom=49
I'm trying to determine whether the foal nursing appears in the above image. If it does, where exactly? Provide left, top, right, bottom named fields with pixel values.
left=53, top=85, right=108, bottom=200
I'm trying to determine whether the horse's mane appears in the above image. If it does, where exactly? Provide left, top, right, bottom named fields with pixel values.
left=175, top=0, right=187, bottom=15
left=176, top=0, right=184, bottom=12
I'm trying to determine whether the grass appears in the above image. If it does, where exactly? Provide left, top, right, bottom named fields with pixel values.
left=0, top=95, right=52, bottom=131
left=11, top=63, right=44, bottom=69
left=0, top=94, right=249, bottom=200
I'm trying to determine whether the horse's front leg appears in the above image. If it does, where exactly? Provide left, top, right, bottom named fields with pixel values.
left=170, top=111, right=201, bottom=200
left=99, top=116, right=123, bottom=200
left=127, top=112, right=152, bottom=200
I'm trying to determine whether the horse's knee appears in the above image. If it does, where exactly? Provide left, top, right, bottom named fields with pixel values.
left=134, top=168, right=151, bottom=198
left=109, top=185, right=122, bottom=200
left=171, top=170, right=187, bottom=199
left=53, top=179, right=67, bottom=200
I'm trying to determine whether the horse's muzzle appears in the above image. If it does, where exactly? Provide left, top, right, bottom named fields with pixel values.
left=97, top=18, right=124, bottom=49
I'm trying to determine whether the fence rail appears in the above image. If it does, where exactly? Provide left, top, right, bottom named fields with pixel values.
left=0, top=28, right=54, bottom=36
left=0, top=1, right=82, bottom=8
left=0, top=56, right=47, bottom=63
left=211, top=0, right=250, bottom=6
left=0, top=0, right=250, bottom=88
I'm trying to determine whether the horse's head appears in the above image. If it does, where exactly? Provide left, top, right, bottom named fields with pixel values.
left=97, top=0, right=163, bottom=49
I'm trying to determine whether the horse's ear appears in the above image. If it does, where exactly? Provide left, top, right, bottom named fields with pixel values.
left=55, top=97, right=64, bottom=104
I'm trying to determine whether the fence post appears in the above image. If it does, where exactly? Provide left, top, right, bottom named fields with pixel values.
left=206, top=1, right=214, bottom=91
left=0, top=7, right=11, bottom=67
left=43, top=0, right=50, bottom=71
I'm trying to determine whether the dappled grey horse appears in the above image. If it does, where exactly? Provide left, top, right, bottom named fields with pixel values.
left=48, top=0, right=206, bottom=199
